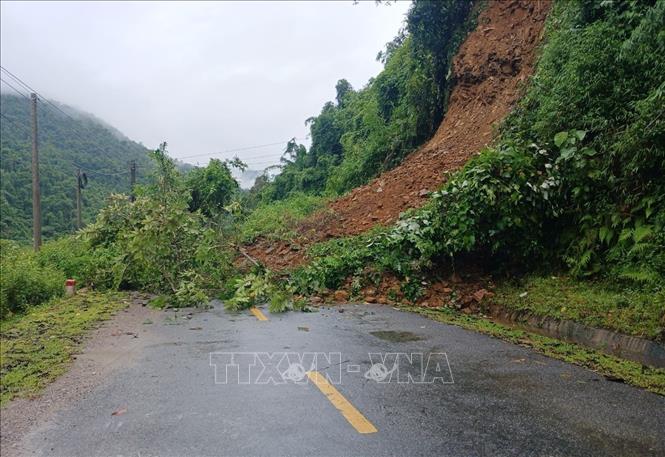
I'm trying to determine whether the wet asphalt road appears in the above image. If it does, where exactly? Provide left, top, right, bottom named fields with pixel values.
left=24, top=302, right=665, bottom=457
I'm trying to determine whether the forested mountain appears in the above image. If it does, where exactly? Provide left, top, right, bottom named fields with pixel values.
left=254, top=1, right=473, bottom=201
left=0, top=94, right=153, bottom=240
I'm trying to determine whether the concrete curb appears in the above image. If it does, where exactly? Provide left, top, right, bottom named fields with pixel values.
left=487, top=308, right=665, bottom=369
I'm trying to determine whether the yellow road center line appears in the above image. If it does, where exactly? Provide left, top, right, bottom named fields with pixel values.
left=249, top=307, right=268, bottom=321
left=306, top=371, right=377, bottom=434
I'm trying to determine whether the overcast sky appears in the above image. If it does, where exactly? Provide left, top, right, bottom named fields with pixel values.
left=1, top=0, right=410, bottom=169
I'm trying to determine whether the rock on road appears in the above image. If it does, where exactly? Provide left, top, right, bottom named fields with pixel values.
left=4, top=302, right=664, bottom=457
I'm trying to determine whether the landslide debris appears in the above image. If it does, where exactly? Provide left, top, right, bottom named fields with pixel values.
left=247, top=0, right=551, bottom=271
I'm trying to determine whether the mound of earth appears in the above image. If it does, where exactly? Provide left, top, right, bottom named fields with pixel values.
left=247, top=0, right=551, bottom=271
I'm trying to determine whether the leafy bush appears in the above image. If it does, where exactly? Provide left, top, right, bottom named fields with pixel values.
left=36, top=236, right=92, bottom=280
left=224, top=273, right=273, bottom=311
left=0, top=94, right=154, bottom=242
left=224, top=271, right=307, bottom=313
left=494, top=275, right=665, bottom=341
left=253, top=2, right=475, bottom=201
left=0, top=241, right=65, bottom=318
left=291, top=234, right=374, bottom=294
left=290, top=0, right=665, bottom=291
left=239, top=193, right=326, bottom=244
left=186, top=158, right=242, bottom=217
left=83, top=146, right=238, bottom=306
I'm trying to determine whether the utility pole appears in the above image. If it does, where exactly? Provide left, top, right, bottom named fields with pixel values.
left=129, top=160, right=136, bottom=202
left=76, top=168, right=82, bottom=229
left=31, top=93, right=41, bottom=251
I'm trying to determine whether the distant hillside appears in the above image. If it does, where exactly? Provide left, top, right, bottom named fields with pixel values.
left=233, top=168, right=261, bottom=190
left=0, top=94, right=154, bottom=240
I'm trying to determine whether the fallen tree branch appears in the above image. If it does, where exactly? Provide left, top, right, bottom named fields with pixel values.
left=238, top=247, right=261, bottom=267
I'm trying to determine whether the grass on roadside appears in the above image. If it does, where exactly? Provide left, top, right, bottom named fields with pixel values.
left=0, top=291, right=128, bottom=406
left=239, top=194, right=327, bottom=244
left=405, top=305, right=665, bottom=395
left=493, top=276, right=665, bottom=341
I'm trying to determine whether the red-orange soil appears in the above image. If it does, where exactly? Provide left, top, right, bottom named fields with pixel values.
left=246, top=0, right=551, bottom=272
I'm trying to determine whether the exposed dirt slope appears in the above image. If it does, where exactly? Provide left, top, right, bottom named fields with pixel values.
left=247, top=0, right=551, bottom=271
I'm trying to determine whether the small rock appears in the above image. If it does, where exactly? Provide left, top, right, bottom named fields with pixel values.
left=364, top=296, right=377, bottom=303
left=333, top=290, right=350, bottom=302
left=418, top=189, right=430, bottom=197
left=311, top=296, right=323, bottom=304
left=472, top=289, right=492, bottom=303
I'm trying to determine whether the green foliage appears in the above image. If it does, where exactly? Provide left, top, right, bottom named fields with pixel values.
left=409, top=305, right=665, bottom=395
left=0, top=291, right=127, bottom=405
left=291, top=234, right=375, bottom=294
left=0, top=232, right=130, bottom=319
left=0, top=94, right=153, bottom=241
left=508, top=0, right=665, bottom=281
left=82, top=145, right=236, bottom=306
left=224, top=273, right=274, bottom=311
left=494, top=275, right=665, bottom=341
left=186, top=158, right=241, bottom=217
left=238, top=193, right=326, bottom=243
left=3, top=141, right=243, bottom=316
left=254, top=2, right=474, bottom=201
left=406, top=0, right=474, bottom=125
left=36, top=236, right=92, bottom=280
left=291, top=0, right=665, bottom=293
left=225, top=271, right=308, bottom=313
left=0, top=241, right=65, bottom=319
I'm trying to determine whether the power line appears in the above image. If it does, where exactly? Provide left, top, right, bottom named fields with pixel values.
left=2, top=66, right=303, bottom=175
left=3, top=66, right=298, bottom=167
left=1, top=66, right=76, bottom=122
left=0, top=76, right=31, bottom=99
left=1, top=112, right=127, bottom=177
left=1, top=67, right=129, bottom=177
left=177, top=138, right=304, bottom=161
left=0, top=66, right=31, bottom=91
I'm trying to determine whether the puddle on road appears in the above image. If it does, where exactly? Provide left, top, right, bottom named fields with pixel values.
left=370, top=330, right=422, bottom=342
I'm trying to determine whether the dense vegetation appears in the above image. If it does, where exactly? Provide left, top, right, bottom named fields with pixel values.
left=252, top=0, right=474, bottom=202
left=0, top=94, right=153, bottom=240
left=1, top=291, right=126, bottom=405
left=0, top=146, right=243, bottom=318
left=2, top=0, right=663, bottom=331
left=1, top=0, right=664, bottom=395
left=284, top=0, right=665, bottom=298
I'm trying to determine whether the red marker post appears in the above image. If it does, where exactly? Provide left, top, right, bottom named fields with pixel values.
left=65, top=279, right=76, bottom=296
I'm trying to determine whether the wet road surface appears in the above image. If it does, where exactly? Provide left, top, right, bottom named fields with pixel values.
left=21, top=303, right=665, bottom=456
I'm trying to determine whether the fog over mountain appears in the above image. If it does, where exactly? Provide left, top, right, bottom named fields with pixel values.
left=1, top=1, right=409, bottom=168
